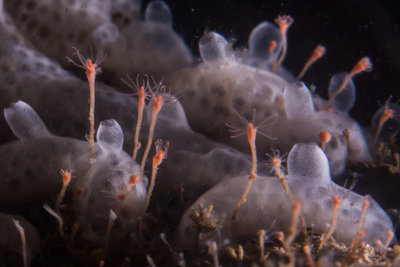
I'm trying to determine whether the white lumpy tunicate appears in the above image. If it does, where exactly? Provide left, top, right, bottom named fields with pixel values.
left=4, top=101, right=50, bottom=140
left=287, top=144, right=331, bottom=184
left=3, top=0, right=192, bottom=75
left=0, top=101, right=147, bottom=245
left=199, top=32, right=228, bottom=64
left=177, top=144, right=393, bottom=248
left=288, top=144, right=393, bottom=246
left=145, top=0, right=172, bottom=26
left=284, top=82, right=315, bottom=119
left=0, top=12, right=262, bottom=215
left=91, top=23, right=120, bottom=45
left=96, top=119, right=124, bottom=152
left=167, top=23, right=371, bottom=177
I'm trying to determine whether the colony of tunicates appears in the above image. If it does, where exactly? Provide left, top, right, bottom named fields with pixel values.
left=0, top=0, right=395, bottom=264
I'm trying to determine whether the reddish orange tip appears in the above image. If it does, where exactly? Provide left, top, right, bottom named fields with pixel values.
left=118, top=193, right=126, bottom=201
left=333, top=195, right=341, bottom=206
left=292, top=200, right=301, bottom=212
left=311, top=45, right=326, bottom=60
left=359, top=230, right=366, bottom=238
left=387, top=229, right=394, bottom=239
left=362, top=198, right=370, bottom=208
left=272, top=157, right=281, bottom=167
left=75, top=186, right=83, bottom=197
left=129, top=174, right=139, bottom=185
left=303, top=245, right=311, bottom=254
left=382, top=109, right=393, bottom=121
left=276, top=231, right=285, bottom=241
left=326, top=107, right=334, bottom=113
left=60, top=169, right=72, bottom=184
left=139, top=86, right=145, bottom=98
left=269, top=40, right=277, bottom=53
left=275, top=15, right=294, bottom=34
left=319, top=131, right=331, bottom=144
left=350, top=57, right=372, bottom=77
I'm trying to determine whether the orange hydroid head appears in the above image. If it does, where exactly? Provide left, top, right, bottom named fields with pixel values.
left=60, top=169, right=72, bottom=184
left=127, top=174, right=139, bottom=191
left=269, top=40, right=277, bottom=53
left=292, top=200, right=301, bottom=214
left=349, top=57, right=372, bottom=78
left=311, top=45, right=326, bottom=61
left=275, top=15, right=294, bottom=35
left=153, top=139, right=169, bottom=167
left=319, top=131, right=331, bottom=144
left=276, top=231, right=285, bottom=242
left=153, top=95, right=164, bottom=112
left=381, top=108, right=394, bottom=123
left=66, top=46, right=106, bottom=76
left=246, top=123, right=256, bottom=144
left=333, top=195, right=341, bottom=207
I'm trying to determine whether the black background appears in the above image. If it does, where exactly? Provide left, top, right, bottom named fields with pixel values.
left=146, top=0, right=400, bottom=126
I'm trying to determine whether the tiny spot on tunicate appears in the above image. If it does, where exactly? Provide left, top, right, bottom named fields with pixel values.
left=233, top=97, right=245, bottom=107
left=223, top=162, right=231, bottom=172
left=25, top=1, right=36, bottom=10
left=19, top=13, right=29, bottom=23
left=102, top=180, right=111, bottom=189
left=214, top=104, right=229, bottom=116
left=210, top=86, right=226, bottom=97
left=52, top=12, right=61, bottom=23
left=38, top=26, right=51, bottom=39
left=78, top=10, right=88, bottom=19
left=199, top=97, right=210, bottom=109
left=38, top=5, right=48, bottom=15
left=186, top=90, right=196, bottom=97
left=26, top=19, right=37, bottom=32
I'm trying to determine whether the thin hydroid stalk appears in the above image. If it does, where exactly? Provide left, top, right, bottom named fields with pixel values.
left=139, top=140, right=168, bottom=241
left=140, top=95, right=163, bottom=179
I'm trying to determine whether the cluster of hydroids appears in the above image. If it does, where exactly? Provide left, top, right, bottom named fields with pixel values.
left=0, top=0, right=399, bottom=266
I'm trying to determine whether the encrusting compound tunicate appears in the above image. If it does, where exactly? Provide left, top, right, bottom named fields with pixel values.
left=1, top=100, right=147, bottom=244
left=177, top=144, right=393, bottom=248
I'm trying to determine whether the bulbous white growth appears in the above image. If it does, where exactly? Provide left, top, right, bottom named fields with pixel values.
left=96, top=119, right=124, bottom=152
left=199, top=32, right=228, bottom=65
left=4, top=101, right=50, bottom=140
left=91, top=23, right=120, bottom=45
left=284, top=82, right=315, bottom=119
left=145, top=1, right=172, bottom=25
left=168, top=25, right=371, bottom=176
left=248, top=21, right=282, bottom=63
left=287, top=143, right=330, bottom=184
left=328, top=72, right=356, bottom=113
